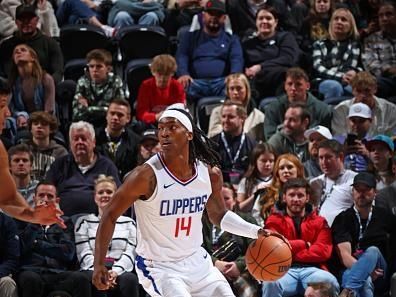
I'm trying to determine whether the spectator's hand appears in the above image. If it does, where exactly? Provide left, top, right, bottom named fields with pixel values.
left=245, top=65, right=262, bottom=79
left=108, top=270, right=118, bottom=288
left=342, top=70, right=356, bottom=84
left=346, top=140, right=369, bottom=157
left=78, top=96, right=89, bottom=107
left=215, top=260, right=229, bottom=273
left=371, top=268, right=384, bottom=281
left=32, top=201, right=65, bottom=228
left=385, top=66, right=396, bottom=76
left=223, top=261, right=241, bottom=280
left=178, top=75, right=193, bottom=89
left=37, top=0, right=47, bottom=11
left=93, top=265, right=112, bottom=290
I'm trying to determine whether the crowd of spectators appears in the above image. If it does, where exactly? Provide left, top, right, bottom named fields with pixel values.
left=1, top=0, right=396, bottom=296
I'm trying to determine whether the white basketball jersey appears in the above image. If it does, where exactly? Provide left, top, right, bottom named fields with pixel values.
left=135, top=153, right=212, bottom=262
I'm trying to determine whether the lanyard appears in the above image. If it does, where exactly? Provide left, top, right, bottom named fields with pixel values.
left=220, top=132, right=246, bottom=167
left=353, top=206, right=373, bottom=241
left=319, top=171, right=345, bottom=209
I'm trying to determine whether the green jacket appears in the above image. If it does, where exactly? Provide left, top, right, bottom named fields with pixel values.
left=263, top=92, right=333, bottom=140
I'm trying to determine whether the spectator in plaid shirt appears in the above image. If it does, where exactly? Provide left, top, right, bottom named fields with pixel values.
left=363, top=1, right=396, bottom=99
left=312, top=8, right=361, bottom=104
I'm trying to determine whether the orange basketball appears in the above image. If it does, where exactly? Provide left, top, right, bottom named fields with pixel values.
left=245, top=235, right=292, bottom=281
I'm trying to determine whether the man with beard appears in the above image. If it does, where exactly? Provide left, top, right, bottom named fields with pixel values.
left=211, top=101, right=256, bottom=185
left=332, top=172, right=396, bottom=297
left=363, top=1, right=396, bottom=98
left=176, top=0, right=243, bottom=101
left=262, top=178, right=339, bottom=297
left=267, top=103, right=310, bottom=162
left=303, top=125, right=333, bottom=179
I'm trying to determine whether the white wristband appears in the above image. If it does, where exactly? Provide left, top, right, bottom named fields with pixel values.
left=220, top=210, right=261, bottom=239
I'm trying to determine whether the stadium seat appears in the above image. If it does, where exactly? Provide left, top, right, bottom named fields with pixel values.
left=195, top=96, right=225, bottom=134
left=59, top=24, right=114, bottom=81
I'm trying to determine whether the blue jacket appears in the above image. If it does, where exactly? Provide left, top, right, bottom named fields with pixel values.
left=0, top=213, right=19, bottom=278
left=176, top=23, right=243, bottom=79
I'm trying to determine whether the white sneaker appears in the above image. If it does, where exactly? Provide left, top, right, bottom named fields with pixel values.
left=101, top=25, right=115, bottom=38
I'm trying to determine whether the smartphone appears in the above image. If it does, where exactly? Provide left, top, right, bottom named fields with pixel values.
left=346, top=133, right=358, bottom=146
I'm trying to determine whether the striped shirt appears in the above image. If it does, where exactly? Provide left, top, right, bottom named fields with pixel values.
left=74, top=214, right=137, bottom=275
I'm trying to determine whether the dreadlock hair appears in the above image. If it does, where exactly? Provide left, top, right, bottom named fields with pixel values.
left=169, top=108, right=220, bottom=167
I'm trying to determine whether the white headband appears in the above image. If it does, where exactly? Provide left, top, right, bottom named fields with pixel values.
left=159, top=109, right=193, bottom=133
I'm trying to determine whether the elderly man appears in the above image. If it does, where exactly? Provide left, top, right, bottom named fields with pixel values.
left=332, top=71, right=396, bottom=137
left=176, top=0, right=243, bottom=101
left=363, top=2, right=396, bottom=98
left=46, top=121, right=120, bottom=216
left=264, top=67, right=332, bottom=140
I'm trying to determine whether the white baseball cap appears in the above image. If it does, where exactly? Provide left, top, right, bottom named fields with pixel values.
left=304, top=125, right=332, bottom=140
left=348, top=103, right=372, bottom=119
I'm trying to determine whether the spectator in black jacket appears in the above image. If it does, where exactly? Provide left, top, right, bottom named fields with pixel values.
left=242, top=4, right=301, bottom=101
left=0, top=212, right=19, bottom=297
left=95, top=99, right=141, bottom=180
left=16, top=180, right=91, bottom=297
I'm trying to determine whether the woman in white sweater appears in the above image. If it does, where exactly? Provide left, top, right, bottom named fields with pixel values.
left=74, top=175, right=139, bottom=297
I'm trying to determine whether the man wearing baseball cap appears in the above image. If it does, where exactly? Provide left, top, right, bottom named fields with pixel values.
left=176, top=0, right=243, bottom=101
left=366, top=134, right=395, bottom=190
left=304, top=125, right=332, bottom=178
left=332, top=172, right=396, bottom=297
left=343, top=103, right=372, bottom=172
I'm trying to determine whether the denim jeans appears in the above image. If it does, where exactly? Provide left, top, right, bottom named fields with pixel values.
left=261, top=267, right=340, bottom=297
left=186, top=77, right=226, bottom=101
left=318, top=79, right=352, bottom=104
left=342, top=246, right=388, bottom=297
left=111, top=11, right=160, bottom=28
left=56, top=0, right=97, bottom=26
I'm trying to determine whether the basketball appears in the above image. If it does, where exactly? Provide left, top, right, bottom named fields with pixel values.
left=245, top=235, right=292, bottom=281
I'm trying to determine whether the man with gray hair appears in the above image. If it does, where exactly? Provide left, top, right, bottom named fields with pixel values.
left=46, top=121, right=120, bottom=216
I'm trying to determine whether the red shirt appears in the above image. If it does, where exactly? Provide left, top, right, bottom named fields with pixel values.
left=136, top=77, right=186, bottom=124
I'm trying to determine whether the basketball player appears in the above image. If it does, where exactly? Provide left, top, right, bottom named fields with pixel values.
left=93, top=109, right=273, bottom=297
left=0, top=92, right=64, bottom=226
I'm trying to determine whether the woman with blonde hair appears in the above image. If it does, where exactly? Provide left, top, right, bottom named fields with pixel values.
left=313, top=8, right=361, bottom=103
left=74, top=175, right=139, bottom=297
left=9, top=44, right=55, bottom=114
left=208, top=73, right=265, bottom=141
left=252, top=153, right=305, bottom=225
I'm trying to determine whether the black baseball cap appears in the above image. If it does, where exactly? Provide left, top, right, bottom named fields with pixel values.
left=140, top=129, right=158, bottom=143
left=15, top=4, right=37, bottom=19
left=351, top=172, right=377, bottom=188
left=204, top=0, right=226, bottom=14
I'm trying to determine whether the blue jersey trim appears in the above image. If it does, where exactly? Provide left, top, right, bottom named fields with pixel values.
left=157, top=153, right=198, bottom=186
left=136, top=255, right=161, bottom=295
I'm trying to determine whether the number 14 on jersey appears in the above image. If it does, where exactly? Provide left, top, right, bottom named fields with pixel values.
left=174, top=217, right=192, bottom=237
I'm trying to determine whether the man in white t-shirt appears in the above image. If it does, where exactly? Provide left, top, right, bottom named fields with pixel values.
left=310, top=139, right=357, bottom=226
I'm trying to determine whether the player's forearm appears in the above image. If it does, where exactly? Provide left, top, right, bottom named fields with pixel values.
left=220, top=210, right=261, bottom=239
left=94, top=211, right=116, bottom=267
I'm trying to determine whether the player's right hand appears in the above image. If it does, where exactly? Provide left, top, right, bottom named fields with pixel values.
left=258, top=229, right=292, bottom=250
left=93, top=265, right=111, bottom=290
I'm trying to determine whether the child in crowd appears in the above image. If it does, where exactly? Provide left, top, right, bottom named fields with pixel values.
left=73, top=49, right=124, bottom=125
